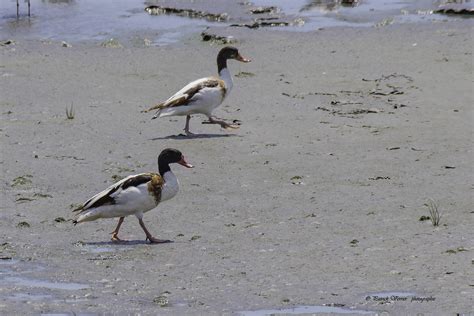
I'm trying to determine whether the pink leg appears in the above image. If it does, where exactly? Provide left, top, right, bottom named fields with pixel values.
left=138, top=218, right=171, bottom=244
left=202, top=116, right=240, bottom=130
left=184, top=115, right=194, bottom=136
left=110, top=217, right=125, bottom=242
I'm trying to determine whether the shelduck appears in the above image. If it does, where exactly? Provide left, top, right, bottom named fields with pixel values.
left=73, top=148, right=193, bottom=243
left=144, top=46, right=251, bottom=135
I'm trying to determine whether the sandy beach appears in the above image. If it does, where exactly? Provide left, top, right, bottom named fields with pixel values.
left=1, top=12, right=473, bottom=315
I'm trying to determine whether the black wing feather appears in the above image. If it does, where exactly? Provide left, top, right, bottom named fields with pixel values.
left=75, top=173, right=153, bottom=212
left=121, top=174, right=153, bottom=190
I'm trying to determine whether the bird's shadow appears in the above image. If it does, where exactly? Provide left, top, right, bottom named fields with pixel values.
left=85, top=240, right=174, bottom=246
left=150, top=133, right=240, bottom=140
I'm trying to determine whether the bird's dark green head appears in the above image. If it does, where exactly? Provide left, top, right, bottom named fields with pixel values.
left=158, top=148, right=193, bottom=175
left=217, top=46, right=251, bottom=73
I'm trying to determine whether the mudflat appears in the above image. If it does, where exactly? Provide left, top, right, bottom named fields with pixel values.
left=1, top=20, right=472, bottom=315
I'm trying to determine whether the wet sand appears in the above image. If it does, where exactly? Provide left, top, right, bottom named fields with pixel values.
left=1, top=20, right=473, bottom=315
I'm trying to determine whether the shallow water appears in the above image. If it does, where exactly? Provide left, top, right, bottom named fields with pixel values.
left=0, top=258, right=19, bottom=265
left=4, top=276, right=89, bottom=290
left=7, top=292, right=54, bottom=301
left=238, top=305, right=376, bottom=315
left=0, top=0, right=470, bottom=43
left=0, top=258, right=45, bottom=275
left=0, top=0, right=215, bottom=43
left=252, top=0, right=460, bottom=30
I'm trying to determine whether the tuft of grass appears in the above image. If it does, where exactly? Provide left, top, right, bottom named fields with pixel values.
left=153, top=295, right=169, bottom=307
left=425, top=199, right=442, bottom=226
left=54, top=217, right=66, bottom=223
left=17, top=221, right=31, bottom=228
left=349, top=239, right=359, bottom=246
left=445, top=247, right=467, bottom=254
left=11, top=175, right=33, bottom=187
left=290, top=175, right=304, bottom=185
left=66, top=102, right=75, bottom=119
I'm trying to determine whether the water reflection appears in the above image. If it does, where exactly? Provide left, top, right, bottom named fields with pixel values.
left=301, top=0, right=361, bottom=12
left=41, top=0, right=75, bottom=3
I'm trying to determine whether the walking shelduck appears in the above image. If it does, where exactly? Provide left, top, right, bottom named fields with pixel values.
left=144, top=46, right=251, bottom=135
left=73, top=148, right=193, bottom=243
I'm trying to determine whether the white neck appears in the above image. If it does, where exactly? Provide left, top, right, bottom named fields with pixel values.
left=161, top=171, right=179, bottom=202
left=219, top=68, right=233, bottom=94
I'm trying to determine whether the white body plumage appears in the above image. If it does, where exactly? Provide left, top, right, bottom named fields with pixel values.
left=75, top=171, right=179, bottom=223
left=156, top=79, right=226, bottom=118
left=73, top=148, right=193, bottom=243
left=146, top=46, right=250, bottom=135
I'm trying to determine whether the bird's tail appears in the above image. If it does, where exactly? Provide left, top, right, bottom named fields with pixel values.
left=73, top=210, right=101, bottom=225
left=141, top=103, right=164, bottom=120
left=72, top=205, right=84, bottom=212
left=142, top=103, right=164, bottom=114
